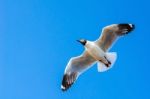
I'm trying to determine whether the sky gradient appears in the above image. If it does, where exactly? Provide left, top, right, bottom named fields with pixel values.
left=1, top=0, right=150, bottom=99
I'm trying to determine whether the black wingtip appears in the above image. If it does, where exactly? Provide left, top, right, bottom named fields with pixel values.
left=61, top=85, right=67, bottom=92
left=61, top=74, right=73, bottom=91
left=131, top=24, right=135, bottom=31
left=128, top=24, right=135, bottom=32
left=61, top=73, right=77, bottom=91
left=61, top=74, right=68, bottom=91
left=117, top=23, right=135, bottom=35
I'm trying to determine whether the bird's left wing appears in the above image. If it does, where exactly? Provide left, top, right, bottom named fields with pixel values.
left=95, top=24, right=135, bottom=52
left=61, top=51, right=96, bottom=91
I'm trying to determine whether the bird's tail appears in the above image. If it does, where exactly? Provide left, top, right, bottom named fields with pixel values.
left=97, top=52, right=117, bottom=72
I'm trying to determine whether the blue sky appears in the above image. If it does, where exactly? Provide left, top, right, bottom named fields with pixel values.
left=1, top=0, right=150, bottom=99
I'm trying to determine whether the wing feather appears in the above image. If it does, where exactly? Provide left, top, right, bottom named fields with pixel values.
left=95, top=24, right=135, bottom=52
left=61, top=51, right=96, bottom=91
left=61, top=23, right=135, bottom=91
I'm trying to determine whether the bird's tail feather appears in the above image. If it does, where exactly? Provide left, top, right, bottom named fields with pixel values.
left=97, top=52, right=117, bottom=72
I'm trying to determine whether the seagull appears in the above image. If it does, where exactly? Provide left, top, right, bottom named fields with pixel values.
left=61, top=23, right=135, bottom=91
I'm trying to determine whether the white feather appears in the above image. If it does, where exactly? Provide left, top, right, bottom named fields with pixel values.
left=97, top=52, right=117, bottom=72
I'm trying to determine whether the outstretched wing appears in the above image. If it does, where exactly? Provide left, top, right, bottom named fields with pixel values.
left=95, top=24, right=135, bottom=52
left=61, top=51, right=96, bottom=91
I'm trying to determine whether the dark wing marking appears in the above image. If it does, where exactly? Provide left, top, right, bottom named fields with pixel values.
left=61, top=51, right=96, bottom=91
left=95, top=24, right=135, bottom=52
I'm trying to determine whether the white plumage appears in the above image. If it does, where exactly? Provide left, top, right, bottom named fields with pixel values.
left=61, top=23, right=135, bottom=91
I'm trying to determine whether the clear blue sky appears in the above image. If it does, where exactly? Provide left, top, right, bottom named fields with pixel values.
left=0, top=0, right=150, bottom=99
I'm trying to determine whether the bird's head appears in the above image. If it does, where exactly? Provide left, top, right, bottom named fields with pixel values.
left=76, top=39, right=87, bottom=46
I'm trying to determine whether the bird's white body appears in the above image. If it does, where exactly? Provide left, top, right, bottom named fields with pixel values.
left=61, top=23, right=135, bottom=91
left=85, top=41, right=106, bottom=63
left=85, top=41, right=117, bottom=71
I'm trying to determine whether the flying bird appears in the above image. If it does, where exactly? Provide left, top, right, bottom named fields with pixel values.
left=61, top=23, right=135, bottom=91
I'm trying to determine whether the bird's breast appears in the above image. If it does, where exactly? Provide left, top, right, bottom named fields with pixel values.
left=85, top=42, right=105, bottom=60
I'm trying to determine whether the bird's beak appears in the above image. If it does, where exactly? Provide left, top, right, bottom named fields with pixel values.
left=76, top=40, right=81, bottom=43
left=76, top=39, right=86, bottom=45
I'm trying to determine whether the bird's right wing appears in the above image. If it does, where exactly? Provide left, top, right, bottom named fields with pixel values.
left=61, top=51, right=96, bottom=91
